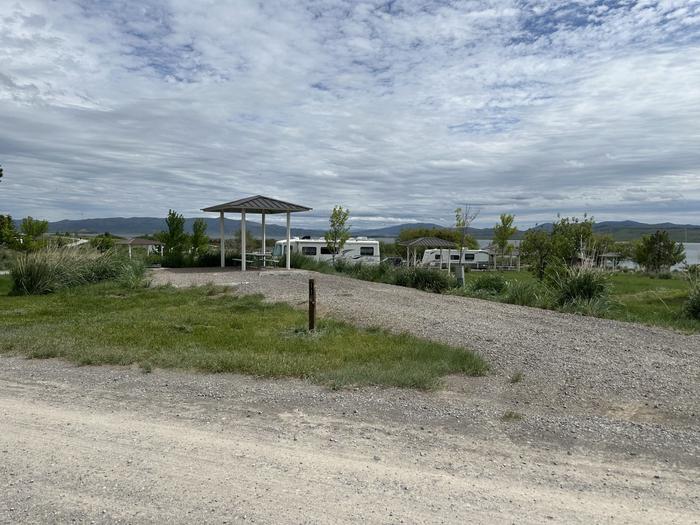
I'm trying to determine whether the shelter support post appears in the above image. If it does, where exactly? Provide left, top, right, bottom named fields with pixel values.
left=128, top=244, right=132, bottom=259
left=241, top=211, right=247, bottom=272
left=219, top=211, right=225, bottom=268
left=261, top=212, right=266, bottom=267
left=406, top=246, right=409, bottom=266
left=286, top=212, right=291, bottom=270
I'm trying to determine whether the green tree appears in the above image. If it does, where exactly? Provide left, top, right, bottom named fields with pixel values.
left=325, top=205, right=351, bottom=263
left=0, top=214, right=18, bottom=248
left=397, top=226, right=478, bottom=248
left=493, top=214, right=517, bottom=266
left=20, top=216, right=49, bottom=238
left=455, top=204, right=480, bottom=269
left=190, top=218, right=210, bottom=259
left=156, top=210, right=189, bottom=262
left=521, top=228, right=553, bottom=280
left=632, top=230, right=685, bottom=272
left=89, top=232, right=116, bottom=252
left=19, top=216, right=49, bottom=251
left=550, top=215, right=595, bottom=266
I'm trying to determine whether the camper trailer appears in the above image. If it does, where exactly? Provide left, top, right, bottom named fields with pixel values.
left=420, top=249, right=491, bottom=270
left=272, top=237, right=381, bottom=265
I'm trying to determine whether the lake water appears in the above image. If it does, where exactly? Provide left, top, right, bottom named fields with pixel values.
left=684, top=243, right=700, bottom=265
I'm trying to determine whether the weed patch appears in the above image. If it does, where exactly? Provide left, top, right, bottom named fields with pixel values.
left=501, top=410, right=524, bottom=422
left=509, top=371, right=524, bottom=384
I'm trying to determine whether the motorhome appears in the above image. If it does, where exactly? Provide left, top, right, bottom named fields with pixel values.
left=420, top=249, right=491, bottom=270
left=272, top=237, right=381, bottom=265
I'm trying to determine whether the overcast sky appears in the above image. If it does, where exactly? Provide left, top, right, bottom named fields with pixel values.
left=1, top=0, right=699, bottom=229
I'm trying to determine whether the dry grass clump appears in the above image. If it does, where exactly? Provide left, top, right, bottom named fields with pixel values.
left=10, top=247, right=144, bottom=295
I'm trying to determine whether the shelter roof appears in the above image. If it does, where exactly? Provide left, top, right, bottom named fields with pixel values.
left=202, top=195, right=312, bottom=214
left=398, top=237, right=456, bottom=248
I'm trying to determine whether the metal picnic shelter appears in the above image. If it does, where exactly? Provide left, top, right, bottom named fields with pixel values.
left=202, top=195, right=312, bottom=271
left=398, top=237, right=457, bottom=269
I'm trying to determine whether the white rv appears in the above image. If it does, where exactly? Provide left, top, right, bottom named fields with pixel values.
left=420, top=249, right=491, bottom=270
left=272, top=237, right=381, bottom=265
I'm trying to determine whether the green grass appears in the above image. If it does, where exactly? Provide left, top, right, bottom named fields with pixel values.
left=457, top=270, right=699, bottom=332
left=0, top=279, right=487, bottom=389
left=0, top=276, right=11, bottom=296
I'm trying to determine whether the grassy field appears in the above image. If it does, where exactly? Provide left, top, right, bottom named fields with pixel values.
left=462, top=270, right=699, bottom=333
left=0, top=276, right=486, bottom=389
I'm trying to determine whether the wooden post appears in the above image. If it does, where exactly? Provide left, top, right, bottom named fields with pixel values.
left=308, top=278, right=316, bottom=331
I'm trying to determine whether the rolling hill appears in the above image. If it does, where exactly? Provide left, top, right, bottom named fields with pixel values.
left=33, top=217, right=700, bottom=242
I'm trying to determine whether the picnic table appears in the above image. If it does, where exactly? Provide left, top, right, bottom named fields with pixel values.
left=233, top=252, right=278, bottom=269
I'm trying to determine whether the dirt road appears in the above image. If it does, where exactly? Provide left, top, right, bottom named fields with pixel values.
left=1, top=356, right=698, bottom=524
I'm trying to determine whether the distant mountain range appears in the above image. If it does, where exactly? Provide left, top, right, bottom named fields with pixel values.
left=34, top=217, right=700, bottom=242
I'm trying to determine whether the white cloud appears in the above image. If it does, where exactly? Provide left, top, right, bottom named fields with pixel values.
left=0, top=0, right=699, bottom=229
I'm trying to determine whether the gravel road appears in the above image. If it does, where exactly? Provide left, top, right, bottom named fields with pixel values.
left=2, top=268, right=698, bottom=523
left=1, top=357, right=698, bottom=524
